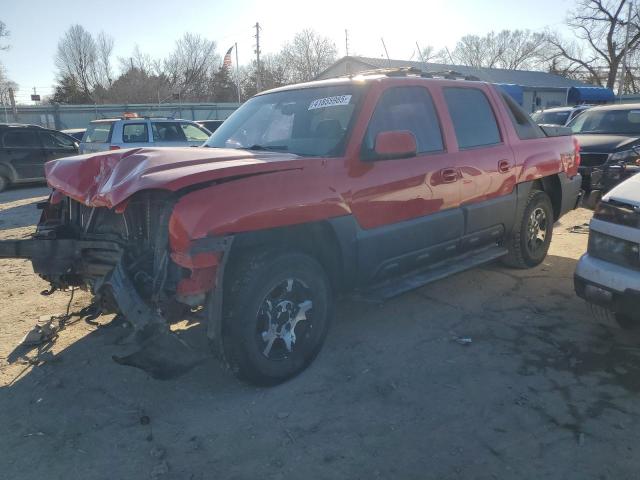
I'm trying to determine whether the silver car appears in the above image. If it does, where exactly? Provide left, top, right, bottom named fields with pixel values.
left=80, top=116, right=211, bottom=154
left=575, top=173, right=640, bottom=329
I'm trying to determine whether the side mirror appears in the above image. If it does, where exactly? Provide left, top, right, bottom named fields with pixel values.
left=373, top=130, right=417, bottom=160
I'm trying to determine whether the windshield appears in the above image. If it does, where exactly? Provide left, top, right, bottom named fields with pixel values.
left=569, top=108, right=640, bottom=135
left=531, top=110, right=570, bottom=126
left=205, top=85, right=364, bottom=156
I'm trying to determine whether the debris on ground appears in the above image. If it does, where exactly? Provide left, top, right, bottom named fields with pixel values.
left=20, top=318, right=58, bottom=346
left=567, top=223, right=590, bottom=234
left=150, top=461, right=169, bottom=479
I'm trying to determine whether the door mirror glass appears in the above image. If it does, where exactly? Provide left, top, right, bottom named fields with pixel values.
left=373, top=130, right=417, bottom=160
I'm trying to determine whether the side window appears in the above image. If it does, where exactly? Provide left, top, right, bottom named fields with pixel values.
left=443, top=87, right=501, bottom=149
left=2, top=129, right=40, bottom=148
left=40, top=132, right=77, bottom=149
left=122, top=123, right=149, bottom=143
left=152, top=122, right=187, bottom=142
left=500, top=92, right=544, bottom=140
left=180, top=123, right=210, bottom=142
left=363, top=86, right=443, bottom=157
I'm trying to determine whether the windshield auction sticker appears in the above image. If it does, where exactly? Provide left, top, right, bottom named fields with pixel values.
left=308, top=95, right=352, bottom=110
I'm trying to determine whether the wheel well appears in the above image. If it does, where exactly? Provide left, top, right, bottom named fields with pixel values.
left=0, top=163, right=15, bottom=182
left=533, top=175, right=562, bottom=221
left=229, top=221, right=346, bottom=291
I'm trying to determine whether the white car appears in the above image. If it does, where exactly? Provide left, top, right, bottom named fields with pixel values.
left=531, top=105, right=592, bottom=126
left=575, top=173, right=640, bottom=329
left=80, top=115, right=211, bottom=154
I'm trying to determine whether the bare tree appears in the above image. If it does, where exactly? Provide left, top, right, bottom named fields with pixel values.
left=96, top=31, right=114, bottom=87
left=450, top=30, right=547, bottom=70
left=54, top=25, right=99, bottom=97
left=546, top=0, right=640, bottom=89
left=280, top=29, right=337, bottom=82
left=0, top=64, right=17, bottom=106
left=0, top=21, right=9, bottom=51
left=163, top=33, right=219, bottom=100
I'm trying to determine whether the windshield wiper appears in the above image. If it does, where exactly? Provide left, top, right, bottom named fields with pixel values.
left=243, top=144, right=289, bottom=152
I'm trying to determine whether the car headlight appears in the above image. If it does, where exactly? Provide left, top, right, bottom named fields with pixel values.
left=609, top=148, right=640, bottom=165
left=588, top=230, right=640, bottom=269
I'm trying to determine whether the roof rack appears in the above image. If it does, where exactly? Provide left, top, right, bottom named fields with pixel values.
left=342, top=67, right=480, bottom=81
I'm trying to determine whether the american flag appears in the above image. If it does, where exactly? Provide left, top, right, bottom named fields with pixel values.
left=223, top=46, right=234, bottom=69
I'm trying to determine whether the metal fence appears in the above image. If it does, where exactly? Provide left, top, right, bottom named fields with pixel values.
left=1, top=102, right=241, bottom=130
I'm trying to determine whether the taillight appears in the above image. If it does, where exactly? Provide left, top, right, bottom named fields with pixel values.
left=109, top=145, right=121, bottom=150
left=573, top=137, right=581, bottom=167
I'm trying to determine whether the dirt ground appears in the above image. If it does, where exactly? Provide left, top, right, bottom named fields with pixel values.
left=0, top=186, right=638, bottom=480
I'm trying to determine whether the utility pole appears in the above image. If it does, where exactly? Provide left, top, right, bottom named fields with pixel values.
left=617, top=1, right=633, bottom=97
left=254, top=22, right=261, bottom=93
left=8, top=87, right=16, bottom=122
left=345, top=29, right=349, bottom=56
left=235, top=42, right=241, bottom=103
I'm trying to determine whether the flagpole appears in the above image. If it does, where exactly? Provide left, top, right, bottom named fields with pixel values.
left=235, top=42, right=241, bottom=104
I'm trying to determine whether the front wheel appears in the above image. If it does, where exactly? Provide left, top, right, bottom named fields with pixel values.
left=219, top=250, right=332, bottom=386
left=590, top=303, right=640, bottom=330
left=503, top=190, right=554, bottom=269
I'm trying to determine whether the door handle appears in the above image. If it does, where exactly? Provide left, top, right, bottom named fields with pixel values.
left=440, top=167, right=459, bottom=183
left=498, top=160, right=512, bottom=173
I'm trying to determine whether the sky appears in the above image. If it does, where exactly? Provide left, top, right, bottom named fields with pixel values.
left=1, top=0, right=573, bottom=104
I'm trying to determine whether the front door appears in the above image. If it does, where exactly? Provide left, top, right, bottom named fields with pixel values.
left=347, top=85, right=463, bottom=283
left=39, top=130, right=79, bottom=167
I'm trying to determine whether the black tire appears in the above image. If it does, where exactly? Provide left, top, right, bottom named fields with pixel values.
left=590, top=303, right=639, bottom=330
left=502, top=190, right=554, bottom=269
left=0, top=175, right=8, bottom=193
left=220, top=250, right=332, bottom=386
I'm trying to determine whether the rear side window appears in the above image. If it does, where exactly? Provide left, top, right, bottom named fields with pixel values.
left=152, top=122, right=187, bottom=142
left=500, top=92, right=544, bottom=140
left=363, top=86, right=443, bottom=157
left=40, top=131, right=77, bottom=149
left=2, top=129, right=40, bottom=148
left=181, top=123, right=210, bottom=141
left=122, top=123, right=149, bottom=143
left=443, top=87, right=501, bottom=149
left=84, top=122, right=114, bottom=143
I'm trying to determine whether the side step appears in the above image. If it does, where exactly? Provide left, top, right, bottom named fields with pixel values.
left=354, top=245, right=508, bottom=302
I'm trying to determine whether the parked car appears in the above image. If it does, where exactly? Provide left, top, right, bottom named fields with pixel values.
left=0, top=123, right=78, bottom=192
left=0, top=70, right=582, bottom=384
left=531, top=105, right=592, bottom=126
left=567, top=103, right=640, bottom=207
left=196, top=120, right=223, bottom=134
left=80, top=115, right=211, bottom=154
left=61, top=128, right=86, bottom=142
left=575, top=173, right=640, bottom=329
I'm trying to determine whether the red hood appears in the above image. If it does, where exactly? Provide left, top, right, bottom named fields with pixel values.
left=45, top=147, right=304, bottom=208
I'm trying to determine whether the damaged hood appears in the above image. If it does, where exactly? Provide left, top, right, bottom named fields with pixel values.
left=45, top=147, right=305, bottom=208
left=603, top=172, right=640, bottom=208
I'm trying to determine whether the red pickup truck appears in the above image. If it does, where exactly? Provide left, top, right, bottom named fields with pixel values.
left=0, top=69, right=582, bottom=384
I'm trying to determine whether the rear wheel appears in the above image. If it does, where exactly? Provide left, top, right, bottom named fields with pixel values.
left=503, top=190, right=554, bottom=269
left=591, top=304, right=640, bottom=330
left=219, top=250, right=332, bottom=386
left=0, top=175, right=9, bottom=193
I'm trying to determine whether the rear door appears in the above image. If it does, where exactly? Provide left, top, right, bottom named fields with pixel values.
left=440, top=86, right=517, bottom=247
left=120, top=122, right=151, bottom=148
left=39, top=130, right=79, bottom=164
left=348, top=85, right=463, bottom=283
left=1, top=128, right=45, bottom=180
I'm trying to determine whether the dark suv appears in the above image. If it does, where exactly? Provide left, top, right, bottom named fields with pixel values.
left=0, top=124, right=79, bottom=192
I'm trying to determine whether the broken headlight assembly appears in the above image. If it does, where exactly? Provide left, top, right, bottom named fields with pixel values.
left=588, top=230, right=640, bottom=270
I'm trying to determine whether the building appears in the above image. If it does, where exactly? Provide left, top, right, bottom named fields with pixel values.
left=316, top=56, right=613, bottom=113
